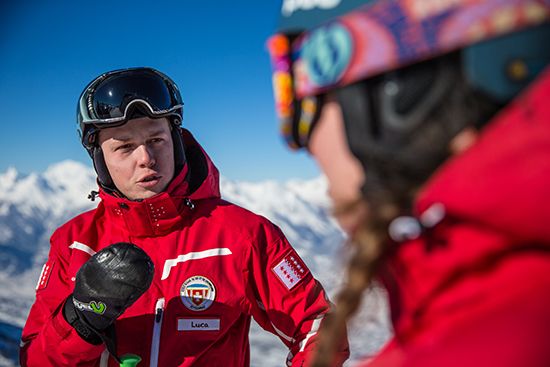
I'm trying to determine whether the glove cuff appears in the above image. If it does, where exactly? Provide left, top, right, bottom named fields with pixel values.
left=63, top=296, right=103, bottom=345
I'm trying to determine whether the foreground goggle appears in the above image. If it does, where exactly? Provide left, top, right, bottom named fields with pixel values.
left=78, top=68, right=183, bottom=126
left=268, top=0, right=549, bottom=150
left=267, top=34, right=325, bottom=150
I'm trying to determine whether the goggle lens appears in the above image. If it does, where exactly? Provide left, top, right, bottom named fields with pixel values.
left=92, top=73, right=178, bottom=121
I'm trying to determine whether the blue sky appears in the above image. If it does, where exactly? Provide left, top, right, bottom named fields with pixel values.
left=0, top=0, right=320, bottom=182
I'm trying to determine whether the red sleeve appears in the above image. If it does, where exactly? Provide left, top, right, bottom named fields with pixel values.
left=20, top=231, right=105, bottom=366
left=244, top=222, right=349, bottom=367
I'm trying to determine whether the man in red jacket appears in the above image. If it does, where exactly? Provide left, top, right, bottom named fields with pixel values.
left=20, top=67, right=349, bottom=366
left=267, top=0, right=550, bottom=366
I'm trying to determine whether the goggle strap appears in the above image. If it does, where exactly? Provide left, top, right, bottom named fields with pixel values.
left=295, top=95, right=323, bottom=148
left=268, top=33, right=303, bottom=149
left=83, top=100, right=183, bottom=126
left=335, top=82, right=375, bottom=168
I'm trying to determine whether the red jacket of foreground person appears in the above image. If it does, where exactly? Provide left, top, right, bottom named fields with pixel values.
left=20, top=130, right=349, bottom=367
left=364, top=69, right=550, bottom=366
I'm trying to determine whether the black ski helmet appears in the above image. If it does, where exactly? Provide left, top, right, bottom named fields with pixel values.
left=77, top=67, right=186, bottom=192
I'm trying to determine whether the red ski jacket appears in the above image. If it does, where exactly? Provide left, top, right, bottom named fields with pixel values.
left=364, top=69, right=550, bottom=366
left=20, top=130, right=349, bottom=367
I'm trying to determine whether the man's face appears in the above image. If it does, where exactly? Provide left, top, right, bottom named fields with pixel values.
left=98, top=117, right=175, bottom=200
left=308, top=95, right=368, bottom=235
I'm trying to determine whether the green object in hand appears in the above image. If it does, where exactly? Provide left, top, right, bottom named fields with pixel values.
left=119, top=354, right=142, bottom=367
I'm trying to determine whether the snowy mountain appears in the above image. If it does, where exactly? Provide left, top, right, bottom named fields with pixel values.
left=0, top=161, right=391, bottom=367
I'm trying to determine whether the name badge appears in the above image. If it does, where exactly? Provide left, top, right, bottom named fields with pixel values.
left=177, top=318, right=220, bottom=331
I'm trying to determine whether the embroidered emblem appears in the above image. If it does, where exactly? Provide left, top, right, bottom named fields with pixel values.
left=272, top=251, right=309, bottom=290
left=180, top=276, right=216, bottom=311
left=36, top=261, right=54, bottom=290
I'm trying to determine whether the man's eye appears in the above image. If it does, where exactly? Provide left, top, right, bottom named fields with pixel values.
left=116, top=144, right=132, bottom=151
left=151, top=138, right=164, bottom=144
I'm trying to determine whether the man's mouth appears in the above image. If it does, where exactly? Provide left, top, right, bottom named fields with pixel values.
left=141, top=176, right=160, bottom=182
left=138, top=175, right=162, bottom=187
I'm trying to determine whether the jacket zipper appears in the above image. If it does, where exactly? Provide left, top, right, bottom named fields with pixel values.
left=184, top=198, right=195, bottom=210
left=99, top=349, right=109, bottom=367
left=149, top=298, right=165, bottom=367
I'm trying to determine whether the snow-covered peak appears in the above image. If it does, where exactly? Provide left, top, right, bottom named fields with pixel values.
left=286, top=175, right=330, bottom=207
left=42, top=160, right=98, bottom=209
left=43, top=160, right=96, bottom=188
left=0, top=161, right=97, bottom=218
left=0, top=167, right=18, bottom=192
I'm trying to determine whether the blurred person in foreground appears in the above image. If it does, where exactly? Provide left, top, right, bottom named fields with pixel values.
left=20, top=67, right=349, bottom=366
left=267, top=0, right=550, bottom=366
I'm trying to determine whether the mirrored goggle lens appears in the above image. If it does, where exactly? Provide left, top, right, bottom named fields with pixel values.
left=88, top=72, right=181, bottom=122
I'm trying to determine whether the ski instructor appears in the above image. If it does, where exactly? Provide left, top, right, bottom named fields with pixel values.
left=267, top=0, right=550, bottom=366
left=20, top=67, right=349, bottom=366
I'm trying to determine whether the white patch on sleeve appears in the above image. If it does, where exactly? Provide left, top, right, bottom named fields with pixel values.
left=271, top=322, right=295, bottom=343
left=36, top=261, right=54, bottom=290
left=299, top=315, right=324, bottom=352
left=272, top=252, right=308, bottom=290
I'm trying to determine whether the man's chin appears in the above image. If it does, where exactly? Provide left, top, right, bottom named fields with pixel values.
left=125, top=188, right=162, bottom=201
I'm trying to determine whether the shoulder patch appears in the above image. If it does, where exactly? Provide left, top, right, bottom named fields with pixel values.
left=36, top=260, right=54, bottom=291
left=272, top=251, right=309, bottom=290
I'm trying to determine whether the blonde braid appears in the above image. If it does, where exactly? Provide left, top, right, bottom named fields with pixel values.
left=309, top=194, right=399, bottom=367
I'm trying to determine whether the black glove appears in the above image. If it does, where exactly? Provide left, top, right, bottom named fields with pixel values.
left=63, top=242, right=154, bottom=344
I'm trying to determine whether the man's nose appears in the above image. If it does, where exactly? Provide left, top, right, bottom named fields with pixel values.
left=136, top=144, right=156, bottom=168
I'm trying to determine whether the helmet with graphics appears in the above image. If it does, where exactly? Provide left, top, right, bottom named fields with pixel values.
left=268, top=0, right=550, bottom=193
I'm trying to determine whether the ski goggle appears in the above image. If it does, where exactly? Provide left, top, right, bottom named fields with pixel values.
left=267, top=0, right=549, bottom=150
left=267, top=34, right=324, bottom=150
left=78, top=68, right=183, bottom=148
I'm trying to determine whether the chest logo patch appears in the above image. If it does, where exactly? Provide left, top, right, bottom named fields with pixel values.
left=180, top=275, right=216, bottom=311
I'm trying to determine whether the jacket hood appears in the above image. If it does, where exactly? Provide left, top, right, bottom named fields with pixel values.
left=95, top=128, right=221, bottom=237
left=417, top=67, right=550, bottom=244
left=98, top=128, right=220, bottom=203
left=173, top=128, right=221, bottom=201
